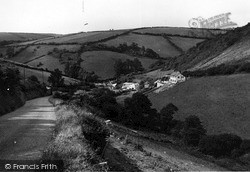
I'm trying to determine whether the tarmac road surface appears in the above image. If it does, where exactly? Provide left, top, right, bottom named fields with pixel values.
left=0, top=97, right=55, bottom=160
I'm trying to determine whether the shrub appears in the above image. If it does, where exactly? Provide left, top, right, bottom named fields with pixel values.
left=101, top=103, right=122, bottom=120
left=28, top=75, right=39, bottom=83
left=81, top=116, right=109, bottom=154
left=199, top=134, right=242, bottom=158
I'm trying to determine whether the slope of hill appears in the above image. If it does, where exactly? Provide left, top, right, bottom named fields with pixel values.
left=168, top=37, right=204, bottom=52
left=80, top=51, right=157, bottom=79
left=32, top=30, right=129, bottom=44
left=0, top=32, right=57, bottom=42
left=165, top=23, right=250, bottom=71
left=9, top=45, right=81, bottom=63
left=26, top=55, right=64, bottom=72
left=103, top=33, right=180, bottom=57
left=134, top=27, right=226, bottom=38
left=148, top=74, right=250, bottom=139
left=1, top=27, right=228, bottom=80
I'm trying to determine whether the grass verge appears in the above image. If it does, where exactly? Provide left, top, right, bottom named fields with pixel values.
left=42, top=103, right=110, bottom=171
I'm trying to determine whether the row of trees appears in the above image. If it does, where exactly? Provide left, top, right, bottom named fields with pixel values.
left=116, top=42, right=160, bottom=58
left=114, top=58, right=144, bottom=77
left=78, top=42, right=161, bottom=59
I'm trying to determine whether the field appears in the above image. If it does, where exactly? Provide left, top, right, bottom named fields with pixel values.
left=134, top=69, right=174, bottom=80
left=35, top=30, right=128, bottom=44
left=9, top=45, right=81, bottom=63
left=135, top=27, right=227, bottom=38
left=103, top=33, right=181, bottom=57
left=0, top=32, right=56, bottom=41
left=148, top=74, right=250, bottom=139
left=27, top=55, right=64, bottom=72
left=80, top=51, right=158, bottom=79
left=15, top=66, right=78, bottom=85
left=169, top=37, right=204, bottom=51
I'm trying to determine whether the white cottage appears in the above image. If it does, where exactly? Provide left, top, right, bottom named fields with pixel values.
left=122, top=82, right=139, bottom=91
left=169, top=71, right=186, bottom=83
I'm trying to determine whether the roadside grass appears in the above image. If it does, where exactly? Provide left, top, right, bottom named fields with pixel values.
left=42, top=104, right=109, bottom=171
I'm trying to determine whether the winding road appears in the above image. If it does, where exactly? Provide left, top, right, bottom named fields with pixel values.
left=0, top=97, right=55, bottom=160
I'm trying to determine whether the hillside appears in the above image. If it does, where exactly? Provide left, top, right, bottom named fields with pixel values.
left=165, top=23, right=250, bottom=71
left=148, top=74, right=250, bottom=139
left=80, top=51, right=157, bottom=79
left=0, top=27, right=227, bottom=80
left=0, top=32, right=57, bottom=42
left=103, top=33, right=181, bottom=57
left=134, top=27, right=227, bottom=38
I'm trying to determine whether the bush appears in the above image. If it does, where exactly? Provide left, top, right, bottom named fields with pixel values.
left=101, top=103, right=122, bottom=120
left=199, top=134, right=242, bottom=158
left=81, top=116, right=109, bottom=154
left=28, top=75, right=39, bottom=83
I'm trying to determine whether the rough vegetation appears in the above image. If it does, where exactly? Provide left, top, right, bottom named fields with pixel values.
left=42, top=104, right=110, bottom=171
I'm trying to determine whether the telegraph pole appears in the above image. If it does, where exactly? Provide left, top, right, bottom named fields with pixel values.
left=42, top=71, right=44, bottom=84
left=23, top=67, right=26, bottom=85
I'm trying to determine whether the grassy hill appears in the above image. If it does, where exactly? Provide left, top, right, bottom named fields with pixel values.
left=32, top=30, right=129, bottom=44
left=168, top=37, right=204, bottom=52
left=103, top=33, right=180, bottom=57
left=9, top=45, right=81, bottom=63
left=0, top=32, right=57, bottom=42
left=164, top=23, right=250, bottom=71
left=134, top=27, right=226, bottom=38
left=148, top=74, right=250, bottom=139
left=80, top=51, right=157, bottom=79
left=0, top=27, right=228, bottom=80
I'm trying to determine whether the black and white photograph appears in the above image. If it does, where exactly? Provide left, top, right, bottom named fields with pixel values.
left=0, top=0, right=250, bottom=171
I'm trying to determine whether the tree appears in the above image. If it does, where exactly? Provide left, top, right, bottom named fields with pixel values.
left=181, top=115, right=206, bottom=146
left=28, top=75, right=39, bottom=84
left=4, top=67, right=21, bottom=91
left=114, top=58, right=144, bottom=77
left=145, top=48, right=159, bottom=58
left=133, top=58, right=144, bottom=72
left=48, top=69, right=64, bottom=87
left=124, top=93, right=153, bottom=127
left=6, top=47, right=14, bottom=58
left=0, top=68, right=4, bottom=91
left=114, top=59, right=124, bottom=77
left=64, top=58, right=84, bottom=79
left=159, top=103, right=178, bottom=132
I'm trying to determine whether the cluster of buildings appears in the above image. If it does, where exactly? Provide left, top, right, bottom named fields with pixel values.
left=95, top=71, right=186, bottom=92
left=154, top=71, right=186, bottom=88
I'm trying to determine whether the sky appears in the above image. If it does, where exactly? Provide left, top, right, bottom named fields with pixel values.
left=0, top=0, right=249, bottom=34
